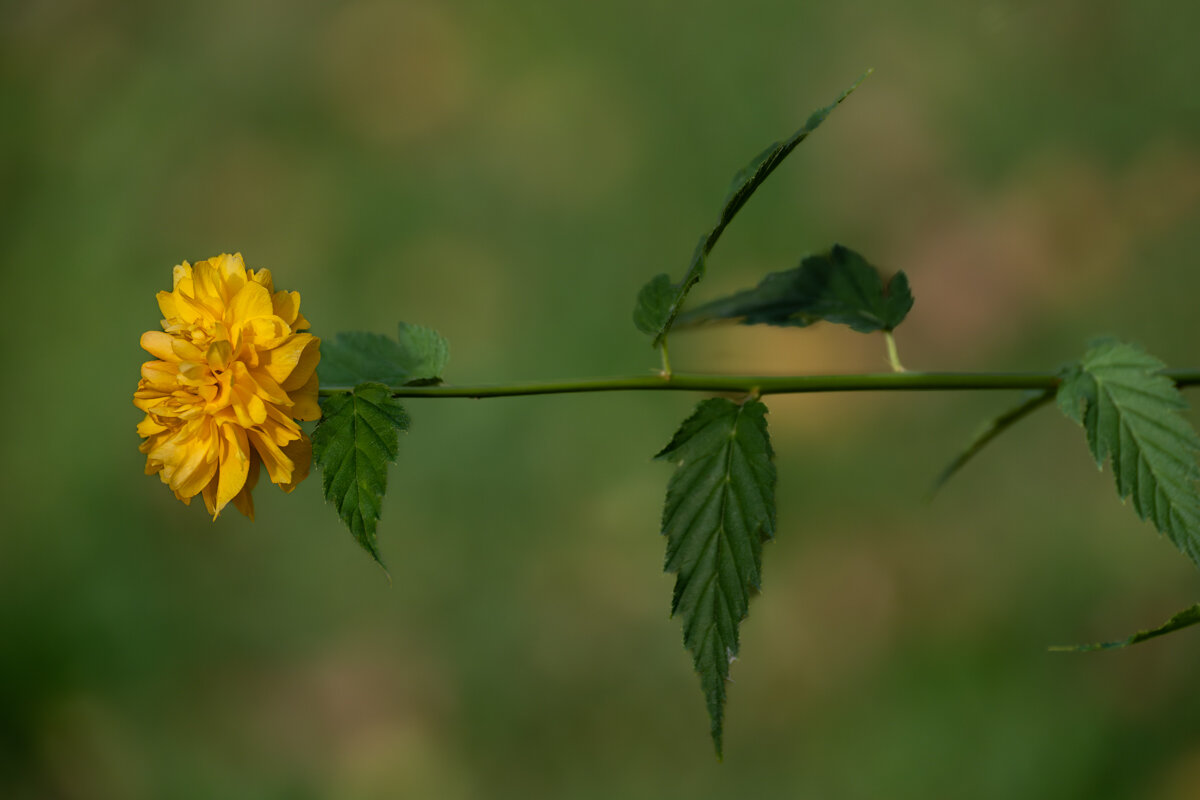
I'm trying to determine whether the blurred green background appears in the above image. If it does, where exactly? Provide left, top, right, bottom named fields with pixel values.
left=3, top=0, right=1200, bottom=797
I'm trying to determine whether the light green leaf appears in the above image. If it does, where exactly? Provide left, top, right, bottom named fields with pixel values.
left=930, top=389, right=1054, bottom=498
left=1051, top=603, right=1200, bottom=651
left=634, top=74, right=869, bottom=346
left=675, top=245, right=913, bottom=333
left=1056, top=340, right=1200, bottom=565
left=318, top=322, right=450, bottom=387
left=394, top=322, right=450, bottom=385
left=311, top=382, right=410, bottom=569
left=655, top=398, right=776, bottom=757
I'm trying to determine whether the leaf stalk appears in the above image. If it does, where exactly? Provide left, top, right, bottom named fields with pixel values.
left=884, top=331, right=905, bottom=373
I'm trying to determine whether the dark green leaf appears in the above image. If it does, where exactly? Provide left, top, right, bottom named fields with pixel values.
left=633, top=272, right=678, bottom=337
left=634, top=74, right=869, bottom=346
left=930, top=389, right=1054, bottom=498
left=712, top=72, right=869, bottom=249
left=318, top=322, right=450, bottom=387
left=675, top=245, right=914, bottom=333
left=1051, top=603, right=1200, bottom=651
left=1056, top=340, right=1200, bottom=565
left=311, top=382, right=410, bottom=569
left=655, top=398, right=776, bottom=757
left=633, top=237, right=707, bottom=346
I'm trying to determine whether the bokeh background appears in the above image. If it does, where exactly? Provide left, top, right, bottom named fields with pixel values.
left=3, top=0, right=1200, bottom=797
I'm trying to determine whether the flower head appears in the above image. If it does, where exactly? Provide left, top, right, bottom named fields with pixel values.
left=134, top=253, right=321, bottom=519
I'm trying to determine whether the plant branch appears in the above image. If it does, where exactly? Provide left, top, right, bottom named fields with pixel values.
left=317, top=369, right=1200, bottom=400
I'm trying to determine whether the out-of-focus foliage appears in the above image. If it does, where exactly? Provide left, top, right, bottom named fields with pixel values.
left=319, top=323, right=450, bottom=388
left=5, top=0, right=1200, bottom=797
left=1055, top=603, right=1200, bottom=652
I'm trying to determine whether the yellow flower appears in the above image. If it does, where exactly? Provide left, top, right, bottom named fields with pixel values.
left=134, top=253, right=321, bottom=519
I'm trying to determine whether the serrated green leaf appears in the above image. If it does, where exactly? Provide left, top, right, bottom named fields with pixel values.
left=655, top=397, right=776, bottom=757
left=634, top=74, right=868, bottom=346
left=1056, top=340, right=1200, bottom=565
left=311, top=382, right=410, bottom=568
left=675, top=245, right=914, bottom=333
left=930, top=389, right=1054, bottom=498
left=318, top=322, right=450, bottom=387
left=1051, top=603, right=1200, bottom=651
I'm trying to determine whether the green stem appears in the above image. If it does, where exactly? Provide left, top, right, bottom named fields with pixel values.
left=318, top=369, right=1200, bottom=400
left=659, top=340, right=673, bottom=377
left=884, top=331, right=905, bottom=373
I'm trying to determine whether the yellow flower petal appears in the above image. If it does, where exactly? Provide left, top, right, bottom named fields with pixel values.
left=201, top=475, right=219, bottom=517
left=228, top=280, right=274, bottom=325
left=259, top=333, right=317, bottom=385
left=289, top=369, right=322, bottom=421
left=231, top=452, right=261, bottom=520
left=245, top=316, right=289, bottom=351
left=140, top=360, right=178, bottom=386
left=279, top=434, right=312, bottom=493
left=172, top=262, right=193, bottom=290
left=191, top=260, right=225, bottom=309
left=249, top=268, right=274, bottom=293
left=280, top=335, right=321, bottom=392
left=213, top=253, right=247, bottom=297
left=156, top=290, right=178, bottom=322
left=140, top=331, right=178, bottom=362
left=207, top=340, right=232, bottom=371
left=169, top=435, right=219, bottom=499
left=246, top=366, right=291, bottom=406
left=172, top=338, right=205, bottom=362
left=263, top=404, right=303, bottom=446
left=271, top=290, right=302, bottom=327
left=215, top=424, right=251, bottom=514
left=137, top=415, right=168, bottom=437
left=248, top=428, right=295, bottom=485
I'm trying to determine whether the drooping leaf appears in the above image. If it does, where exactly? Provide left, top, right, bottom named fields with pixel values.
left=930, top=389, right=1054, bottom=498
left=655, top=397, right=776, bottom=757
left=1056, top=339, right=1200, bottom=565
left=318, top=322, right=450, bottom=387
left=1051, top=603, right=1200, bottom=651
left=675, top=245, right=913, bottom=333
left=311, top=382, right=410, bottom=569
left=634, top=74, right=869, bottom=346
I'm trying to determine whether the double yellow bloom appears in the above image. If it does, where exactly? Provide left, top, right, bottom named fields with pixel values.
left=134, top=254, right=321, bottom=519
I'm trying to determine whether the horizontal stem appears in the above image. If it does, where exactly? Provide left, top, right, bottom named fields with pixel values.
left=316, top=369, right=1200, bottom=399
